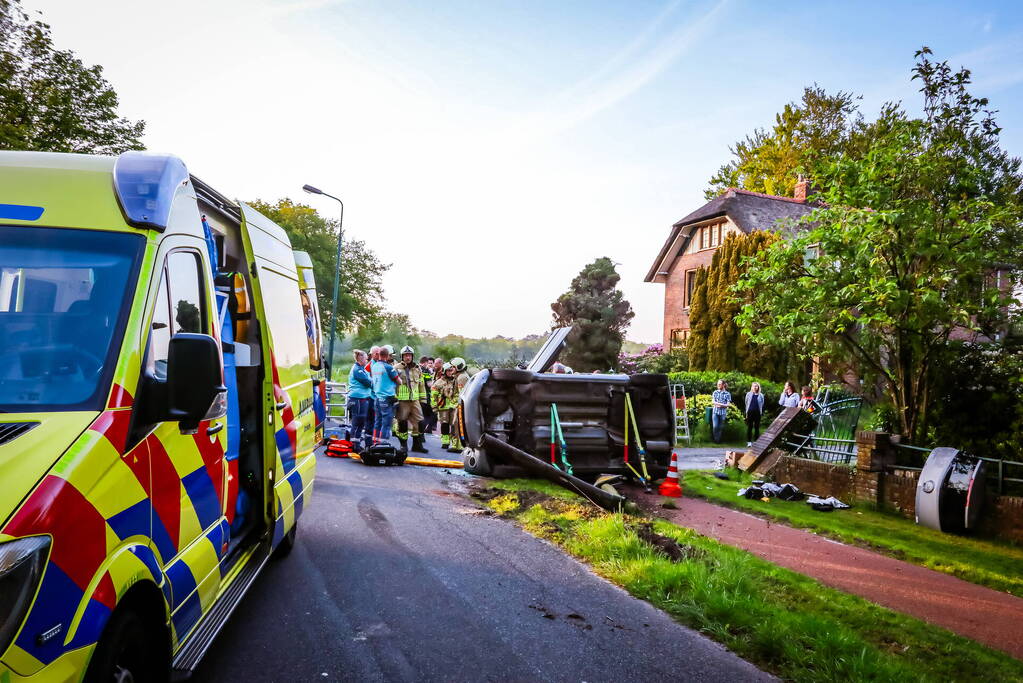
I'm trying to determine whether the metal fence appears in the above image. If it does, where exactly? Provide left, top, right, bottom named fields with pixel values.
left=893, top=442, right=1023, bottom=496
left=785, top=393, right=864, bottom=465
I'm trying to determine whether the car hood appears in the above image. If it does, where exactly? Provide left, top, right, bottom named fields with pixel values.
left=527, top=327, right=572, bottom=373
left=0, top=411, right=98, bottom=530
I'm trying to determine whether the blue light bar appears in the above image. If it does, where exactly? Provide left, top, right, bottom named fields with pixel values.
left=0, top=204, right=44, bottom=221
left=113, top=152, right=189, bottom=231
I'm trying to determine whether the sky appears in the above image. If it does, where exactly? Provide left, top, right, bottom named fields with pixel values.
left=26, top=0, right=1023, bottom=343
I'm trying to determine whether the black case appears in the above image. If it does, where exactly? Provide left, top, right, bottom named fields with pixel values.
left=360, top=444, right=407, bottom=466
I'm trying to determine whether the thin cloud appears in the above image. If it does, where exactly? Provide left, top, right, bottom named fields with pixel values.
left=507, top=0, right=730, bottom=141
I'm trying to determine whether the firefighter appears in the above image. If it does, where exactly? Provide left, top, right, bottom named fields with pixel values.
left=394, top=345, right=429, bottom=454
left=432, top=362, right=461, bottom=451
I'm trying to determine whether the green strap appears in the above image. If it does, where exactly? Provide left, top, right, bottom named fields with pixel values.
left=551, top=403, right=573, bottom=476
left=625, top=393, right=650, bottom=482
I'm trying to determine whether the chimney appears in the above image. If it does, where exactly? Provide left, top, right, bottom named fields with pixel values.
left=794, top=176, right=809, bottom=202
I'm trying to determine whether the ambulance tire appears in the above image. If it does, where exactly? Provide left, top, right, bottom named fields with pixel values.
left=463, top=447, right=494, bottom=476
left=85, top=604, right=167, bottom=683
left=274, top=524, right=297, bottom=559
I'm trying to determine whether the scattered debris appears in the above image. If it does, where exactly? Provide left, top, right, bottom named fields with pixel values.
left=713, top=471, right=730, bottom=480
left=737, top=482, right=805, bottom=501
left=806, top=495, right=851, bottom=511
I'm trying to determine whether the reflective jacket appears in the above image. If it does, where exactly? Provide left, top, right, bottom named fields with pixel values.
left=395, top=361, right=426, bottom=402
left=433, top=375, right=459, bottom=410
left=455, top=370, right=470, bottom=396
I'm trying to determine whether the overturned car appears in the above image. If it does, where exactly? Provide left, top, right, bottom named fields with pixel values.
left=458, top=328, right=676, bottom=479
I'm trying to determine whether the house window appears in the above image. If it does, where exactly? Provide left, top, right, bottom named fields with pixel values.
left=684, top=269, right=697, bottom=307
left=711, top=223, right=720, bottom=247
left=670, top=328, right=686, bottom=350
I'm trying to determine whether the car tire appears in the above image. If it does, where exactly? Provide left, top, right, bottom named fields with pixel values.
left=273, top=524, right=297, bottom=559
left=84, top=606, right=167, bottom=683
left=628, top=373, right=669, bottom=387
left=463, top=447, right=494, bottom=476
left=491, top=368, right=533, bottom=384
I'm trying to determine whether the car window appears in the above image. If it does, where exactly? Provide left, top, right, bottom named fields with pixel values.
left=149, top=250, right=206, bottom=379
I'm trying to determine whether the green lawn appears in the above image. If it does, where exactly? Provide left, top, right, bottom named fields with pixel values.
left=478, top=479, right=1023, bottom=682
left=683, top=469, right=1023, bottom=598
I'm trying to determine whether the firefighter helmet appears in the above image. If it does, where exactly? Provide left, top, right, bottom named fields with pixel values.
left=450, top=357, right=466, bottom=372
left=381, top=344, right=394, bottom=356
left=400, top=345, right=415, bottom=357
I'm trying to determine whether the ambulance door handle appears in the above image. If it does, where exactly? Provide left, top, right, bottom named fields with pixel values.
left=275, top=401, right=287, bottom=411
left=206, top=421, right=224, bottom=436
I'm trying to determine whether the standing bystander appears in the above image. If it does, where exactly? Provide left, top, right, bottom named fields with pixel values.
left=711, top=379, right=731, bottom=444
left=347, top=350, right=373, bottom=449
left=744, top=382, right=765, bottom=447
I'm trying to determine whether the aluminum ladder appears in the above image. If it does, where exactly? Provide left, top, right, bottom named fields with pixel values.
left=670, top=382, right=691, bottom=446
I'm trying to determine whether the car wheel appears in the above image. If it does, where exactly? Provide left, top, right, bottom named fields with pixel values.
left=84, top=607, right=166, bottom=683
left=273, top=524, right=297, bottom=559
left=628, top=373, right=669, bottom=387
left=491, top=368, right=533, bottom=384
left=463, top=447, right=494, bottom=476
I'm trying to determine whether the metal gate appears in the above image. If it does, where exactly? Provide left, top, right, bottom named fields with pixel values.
left=785, top=389, right=863, bottom=464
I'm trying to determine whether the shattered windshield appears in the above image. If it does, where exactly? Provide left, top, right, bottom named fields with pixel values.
left=0, top=227, right=144, bottom=412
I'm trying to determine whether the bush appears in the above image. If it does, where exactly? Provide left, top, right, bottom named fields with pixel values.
left=619, top=344, right=688, bottom=374
left=684, top=394, right=745, bottom=426
left=668, top=371, right=784, bottom=410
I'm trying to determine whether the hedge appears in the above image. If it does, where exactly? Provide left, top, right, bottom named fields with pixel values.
left=667, top=371, right=785, bottom=409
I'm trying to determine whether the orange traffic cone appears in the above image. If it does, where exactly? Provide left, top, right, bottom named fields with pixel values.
left=658, top=451, right=683, bottom=498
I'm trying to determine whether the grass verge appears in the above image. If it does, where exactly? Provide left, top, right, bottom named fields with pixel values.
left=474, top=479, right=1023, bottom=682
left=683, top=469, right=1023, bottom=598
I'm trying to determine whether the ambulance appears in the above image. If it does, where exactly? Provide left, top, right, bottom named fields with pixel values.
left=0, top=151, right=321, bottom=681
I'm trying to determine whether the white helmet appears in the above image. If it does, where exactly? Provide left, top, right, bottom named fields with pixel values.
left=381, top=344, right=394, bottom=356
left=400, top=345, right=415, bottom=357
left=450, top=357, right=466, bottom=372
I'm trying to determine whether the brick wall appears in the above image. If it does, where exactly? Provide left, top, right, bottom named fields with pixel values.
left=662, top=246, right=717, bottom=348
left=771, top=452, right=1023, bottom=544
left=771, top=456, right=856, bottom=500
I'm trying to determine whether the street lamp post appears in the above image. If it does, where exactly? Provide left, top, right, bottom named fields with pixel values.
left=302, top=184, right=343, bottom=381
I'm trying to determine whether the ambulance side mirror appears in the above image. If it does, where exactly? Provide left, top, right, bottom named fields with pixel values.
left=167, top=333, right=227, bottom=434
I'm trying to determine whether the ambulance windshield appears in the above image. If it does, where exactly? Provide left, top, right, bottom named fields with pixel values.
left=0, top=227, right=144, bottom=412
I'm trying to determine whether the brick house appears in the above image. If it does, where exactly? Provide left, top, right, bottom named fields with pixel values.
left=644, top=182, right=816, bottom=351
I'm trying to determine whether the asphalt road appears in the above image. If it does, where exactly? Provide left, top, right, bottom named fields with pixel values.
left=193, top=435, right=770, bottom=682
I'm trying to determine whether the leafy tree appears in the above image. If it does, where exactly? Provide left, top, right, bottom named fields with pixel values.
left=248, top=199, right=390, bottom=341
left=0, top=0, right=145, bottom=153
left=686, top=268, right=710, bottom=370
left=686, top=231, right=795, bottom=379
left=736, top=48, right=1023, bottom=443
left=349, top=312, right=421, bottom=359
left=551, top=257, right=634, bottom=371
left=706, top=86, right=862, bottom=199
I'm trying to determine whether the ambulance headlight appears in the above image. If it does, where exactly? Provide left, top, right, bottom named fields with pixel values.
left=0, top=536, right=51, bottom=657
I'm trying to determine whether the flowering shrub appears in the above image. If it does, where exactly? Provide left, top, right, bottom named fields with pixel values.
left=618, top=344, right=688, bottom=374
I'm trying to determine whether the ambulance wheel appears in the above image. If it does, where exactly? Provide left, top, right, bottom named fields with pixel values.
left=274, top=525, right=297, bottom=559
left=463, top=447, right=494, bottom=476
left=85, top=606, right=166, bottom=683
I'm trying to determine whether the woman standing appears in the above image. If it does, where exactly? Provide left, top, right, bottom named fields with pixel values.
left=744, top=382, right=765, bottom=447
left=779, top=381, right=799, bottom=409
left=347, top=349, right=373, bottom=448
